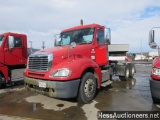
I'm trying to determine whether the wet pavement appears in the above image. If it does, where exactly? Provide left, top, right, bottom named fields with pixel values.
left=0, top=64, right=160, bottom=120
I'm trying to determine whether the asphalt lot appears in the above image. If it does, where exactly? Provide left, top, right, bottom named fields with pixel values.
left=0, top=63, right=160, bottom=120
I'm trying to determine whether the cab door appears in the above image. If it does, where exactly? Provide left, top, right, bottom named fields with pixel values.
left=95, top=28, right=107, bottom=66
left=4, top=35, right=27, bottom=65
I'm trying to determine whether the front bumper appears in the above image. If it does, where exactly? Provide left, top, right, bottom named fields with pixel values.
left=24, top=77, right=80, bottom=98
left=150, top=78, right=160, bottom=100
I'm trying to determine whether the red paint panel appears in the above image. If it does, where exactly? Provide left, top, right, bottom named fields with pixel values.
left=151, top=57, right=160, bottom=80
left=95, top=45, right=107, bottom=66
left=0, top=63, right=8, bottom=82
left=4, top=33, right=27, bottom=65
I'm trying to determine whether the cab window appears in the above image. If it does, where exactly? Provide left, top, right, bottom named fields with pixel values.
left=14, top=37, right=22, bottom=47
left=97, top=29, right=105, bottom=44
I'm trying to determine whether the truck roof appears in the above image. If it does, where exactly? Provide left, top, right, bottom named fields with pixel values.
left=0, top=32, right=26, bottom=37
left=61, top=24, right=104, bottom=33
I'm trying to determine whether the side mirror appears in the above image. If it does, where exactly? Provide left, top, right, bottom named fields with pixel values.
left=54, top=34, right=60, bottom=46
left=105, top=28, right=111, bottom=45
left=150, top=42, right=157, bottom=49
left=8, top=36, right=14, bottom=48
left=149, top=30, right=157, bottom=49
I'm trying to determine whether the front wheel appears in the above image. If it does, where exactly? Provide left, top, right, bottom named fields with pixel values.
left=77, top=72, right=97, bottom=103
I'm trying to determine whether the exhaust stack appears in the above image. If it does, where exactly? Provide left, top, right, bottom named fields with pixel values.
left=80, top=19, right=83, bottom=26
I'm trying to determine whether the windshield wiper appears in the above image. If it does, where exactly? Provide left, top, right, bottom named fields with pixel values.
left=55, top=44, right=62, bottom=46
left=78, top=42, right=91, bottom=45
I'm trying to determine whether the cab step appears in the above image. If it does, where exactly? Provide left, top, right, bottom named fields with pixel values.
left=101, top=80, right=113, bottom=87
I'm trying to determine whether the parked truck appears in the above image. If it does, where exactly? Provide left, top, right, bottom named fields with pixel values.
left=0, top=32, right=28, bottom=87
left=24, top=22, right=135, bottom=103
left=149, top=27, right=160, bottom=103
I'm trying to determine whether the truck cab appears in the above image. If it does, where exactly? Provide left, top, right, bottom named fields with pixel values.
left=149, top=28, right=160, bottom=103
left=55, top=24, right=110, bottom=66
left=24, top=23, right=135, bottom=103
left=0, top=32, right=28, bottom=87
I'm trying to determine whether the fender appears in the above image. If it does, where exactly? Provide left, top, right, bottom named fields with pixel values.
left=0, top=63, right=8, bottom=83
left=66, top=57, right=102, bottom=88
left=152, top=57, right=160, bottom=68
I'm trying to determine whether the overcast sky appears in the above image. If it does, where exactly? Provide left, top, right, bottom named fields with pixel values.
left=0, top=0, right=160, bottom=52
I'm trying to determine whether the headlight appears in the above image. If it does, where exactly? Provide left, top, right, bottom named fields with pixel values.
left=49, top=68, right=71, bottom=77
left=152, top=68, right=160, bottom=76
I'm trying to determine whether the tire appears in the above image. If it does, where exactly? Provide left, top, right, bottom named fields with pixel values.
left=152, top=96, right=160, bottom=104
left=110, top=75, right=112, bottom=81
left=77, top=72, right=97, bottom=103
left=129, top=63, right=135, bottom=78
left=109, top=67, right=113, bottom=81
left=119, top=65, right=129, bottom=81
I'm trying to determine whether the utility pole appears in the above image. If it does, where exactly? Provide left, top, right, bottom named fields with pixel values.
left=42, top=41, right=45, bottom=49
left=29, top=41, right=33, bottom=54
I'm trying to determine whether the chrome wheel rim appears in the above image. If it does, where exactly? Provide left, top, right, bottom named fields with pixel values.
left=132, top=67, right=135, bottom=75
left=126, top=69, right=129, bottom=78
left=84, top=79, right=95, bottom=98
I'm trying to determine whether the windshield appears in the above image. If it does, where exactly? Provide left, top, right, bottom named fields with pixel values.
left=0, top=35, right=4, bottom=46
left=56, top=28, right=94, bottom=46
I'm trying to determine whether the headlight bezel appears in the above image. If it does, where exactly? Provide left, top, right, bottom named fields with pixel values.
left=152, top=67, right=160, bottom=76
left=49, top=68, right=72, bottom=77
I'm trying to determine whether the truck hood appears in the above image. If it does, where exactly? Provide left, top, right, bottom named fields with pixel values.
left=30, top=44, right=92, bottom=67
left=36, top=46, right=69, bottom=58
left=31, top=46, right=70, bottom=67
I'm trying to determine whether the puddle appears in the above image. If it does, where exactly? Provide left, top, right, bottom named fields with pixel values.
left=57, top=104, right=64, bottom=107
left=82, top=100, right=99, bottom=120
left=0, top=88, right=25, bottom=94
left=25, top=94, right=77, bottom=111
left=25, top=94, right=100, bottom=119
left=33, top=103, right=37, bottom=111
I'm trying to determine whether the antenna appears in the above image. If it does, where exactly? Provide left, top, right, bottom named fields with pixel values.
left=80, top=19, right=83, bottom=26
left=29, top=41, right=33, bottom=54
left=42, top=41, right=45, bottom=49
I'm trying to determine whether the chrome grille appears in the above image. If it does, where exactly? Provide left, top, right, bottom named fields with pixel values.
left=28, top=52, right=53, bottom=72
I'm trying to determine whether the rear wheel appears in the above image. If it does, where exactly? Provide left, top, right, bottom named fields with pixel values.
left=129, top=63, right=135, bottom=78
left=77, top=72, right=97, bottom=103
left=119, top=65, right=129, bottom=81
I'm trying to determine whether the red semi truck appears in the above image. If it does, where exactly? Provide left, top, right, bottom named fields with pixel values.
left=0, top=32, right=28, bottom=87
left=149, top=28, right=160, bottom=103
left=24, top=23, right=135, bottom=103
